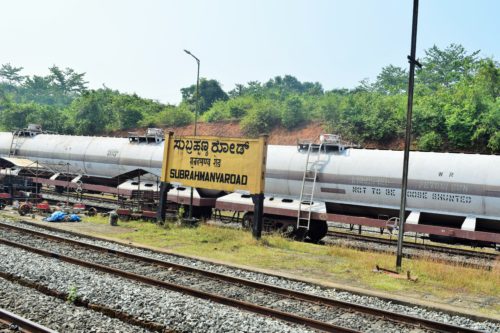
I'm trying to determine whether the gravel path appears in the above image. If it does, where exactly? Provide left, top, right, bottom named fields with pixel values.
left=1, top=219, right=499, bottom=332
left=0, top=242, right=313, bottom=333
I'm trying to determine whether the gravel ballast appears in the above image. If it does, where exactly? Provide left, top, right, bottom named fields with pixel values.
left=1, top=219, right=498, bottom=332
left=0, top=277, right=153, bottom=333
left=0, top=227, right=431, bottom=332
left=0, top=242, right=313, bottom=333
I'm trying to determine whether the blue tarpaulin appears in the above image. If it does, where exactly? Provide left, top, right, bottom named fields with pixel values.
left=44, top=211, right=81, bottom=222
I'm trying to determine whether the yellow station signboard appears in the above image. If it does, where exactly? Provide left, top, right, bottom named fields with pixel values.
left=161, top=134, right=267, bottom=194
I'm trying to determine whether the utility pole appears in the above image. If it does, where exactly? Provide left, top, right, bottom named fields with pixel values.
left=184, top=49, right=200, bottom=220
left=396, top=0, right=422, bottom=272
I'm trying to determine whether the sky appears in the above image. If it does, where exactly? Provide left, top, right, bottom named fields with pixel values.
left=0, top=0, right=498, bottom=104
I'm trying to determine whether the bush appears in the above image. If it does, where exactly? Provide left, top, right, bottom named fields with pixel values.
left=281, top=96, right=305, bottom=129
left=203, top=97, right=254, bottom=122
left=203, top=100, right=230, bottom=122
left=227, top=97, right=252, bottom=118
left=162, top=104, right=194, bottom=127
left=139, top=104, right=193, bottom=127
left=119, top=107, right=143, bottom=129
left=417, top=131, right=442, bottom=151
left=240, top=101, right=280, bottom=136
left=488, top=131, right=500, bottom=153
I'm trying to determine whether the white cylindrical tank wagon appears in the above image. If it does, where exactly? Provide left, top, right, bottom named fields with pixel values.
left=1, top=129, right=499, bottom=242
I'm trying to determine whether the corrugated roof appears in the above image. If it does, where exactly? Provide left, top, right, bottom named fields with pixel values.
left=0, top=157, right=46, bottom=169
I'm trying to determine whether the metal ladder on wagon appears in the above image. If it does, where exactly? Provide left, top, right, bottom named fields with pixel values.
left=8, top=125, right=44, bottom=157
left=8, top=130, right=23, bottom=157
left=296, top=141, right=325, bottom=237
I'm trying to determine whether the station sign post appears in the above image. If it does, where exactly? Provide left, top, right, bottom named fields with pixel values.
left=158, top=132, right=268, bottom=239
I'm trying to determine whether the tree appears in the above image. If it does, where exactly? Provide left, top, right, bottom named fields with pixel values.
left=373, top=65, right=408, bottom=95
left=417, top=44, right=480, bottom=89
left=0, top=103, right=40, bottom=130
left=69, top=89, right=116, bottom=134
left=21, top=75, right=55, bottom=104
left=0, top=63, right=25, bottom=85
left=302, top=81, right=324, bottom=96
left=109, top=94, right=145, bottom=129
left=262, top=75, right=323, bottom=97
left=181, top=78, right=228, bottom=114
left=228, top=83, right=245, bottom=98
left=26, top=105, right=68, bottom=133
left=48, top=65, right=88, bottom=94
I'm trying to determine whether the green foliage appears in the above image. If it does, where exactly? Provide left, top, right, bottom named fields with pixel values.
left=319, top=92, right=405, bottom=143
left=159, top=104, right=194, bottom=127
left=281, top=95, right=305, bottom=129
left=0, top=103, right=36, bottom=130
left=417, top=44, right=480, bottom=89
left=48, top=65, right=88, bottom=94
left=140, top=104, right=194, bottom=128
left=26, top=105, right=69, bottom=133
left=373, top=65, right=408, bottom=94
left=0, top=63, right=25, bottom=85
left=0, top=45, right=498, bottom=154
left=240, top=101, right=281, bottom=136
left=204, top=96, right=255, bottom=122
left=69, top=89, right=115, bottom=134
left=67, top=284, right=78, bottom=304
left=203, top=100, right=231, bottom=122
left=412, top=94, right=447, bottom=136
left=181, top=78, right=228, bottom=114
left=488, top=131, right=500, bottom=153
left=229, top=75, right=323, bottom=100
left=417, top=131, right=443, bottom=151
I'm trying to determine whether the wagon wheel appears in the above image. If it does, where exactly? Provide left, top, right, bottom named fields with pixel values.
left=306, top=220, right=328, bottom=243
left=87, top=207, right=97, bottom=216
left=282, top=223, right=296, bottom=237
left=294, top=227, right=308, bottom=241
left=241, top=213, right=253, bottom=230
left=18, top=203, right=31, bottom=216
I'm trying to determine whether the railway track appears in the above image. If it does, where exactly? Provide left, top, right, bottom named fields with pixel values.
left=0, top=221, right=490, bottom=333
left=39, top=189, right=124, bottom=210
left=0, top=308, right=57, bottom=333
left=326, top=230, right=498, bottom=268
left=212, top=219, right=497, bottom=268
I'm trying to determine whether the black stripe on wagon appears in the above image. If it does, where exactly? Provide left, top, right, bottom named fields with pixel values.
left=321, top=187, right=346, bottom=194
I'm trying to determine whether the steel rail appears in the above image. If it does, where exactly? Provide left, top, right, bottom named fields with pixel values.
left=0, top=222, right=489, bottom=333
left=327, top=231, right=498, bottom=262
left=0, top=236, right=358, bottom=333
left=0, top=308, right=57, bottom=333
